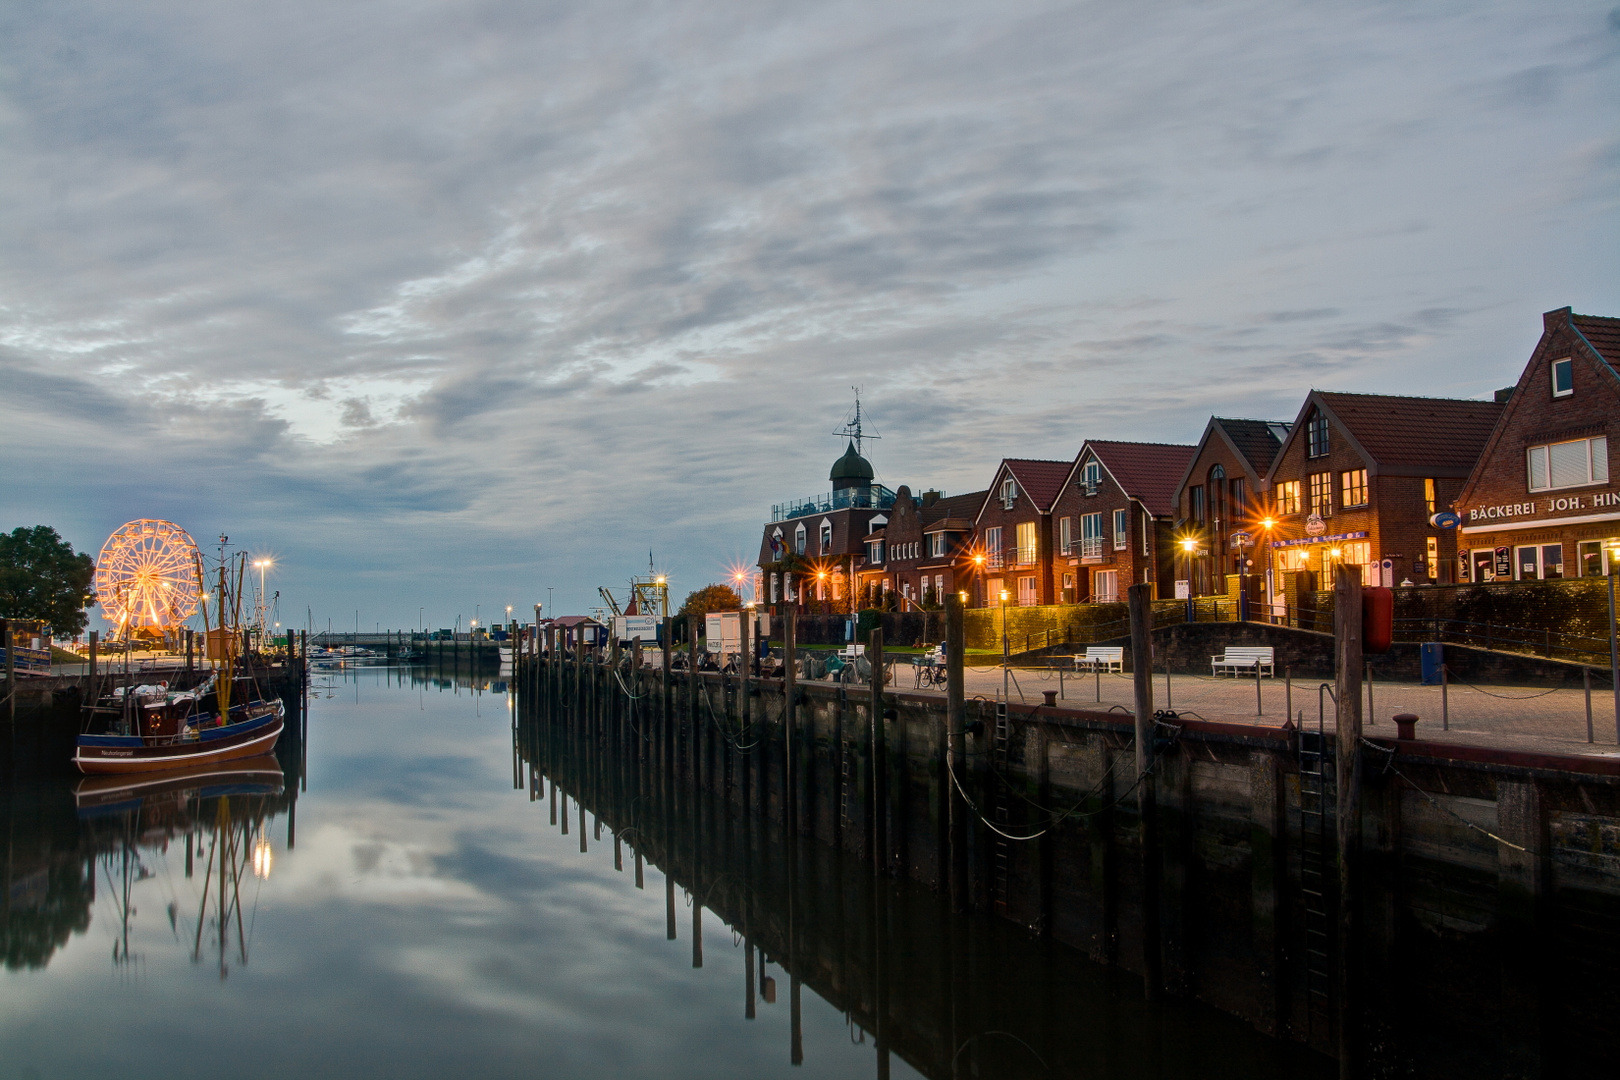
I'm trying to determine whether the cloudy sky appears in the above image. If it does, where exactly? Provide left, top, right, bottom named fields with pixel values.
left=2, top=0, right=1616, bottom=632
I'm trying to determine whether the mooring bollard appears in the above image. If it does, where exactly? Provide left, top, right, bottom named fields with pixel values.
left=1042, top=689, right=1058, bottom=707
left=1393, top=712, right=1419, bottom=740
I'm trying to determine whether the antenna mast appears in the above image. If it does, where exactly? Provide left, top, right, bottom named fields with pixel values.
left=833, top=386, right=880, bottom=456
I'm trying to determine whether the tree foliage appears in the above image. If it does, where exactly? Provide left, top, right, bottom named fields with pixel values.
left=0, top=526, right=97, bottom=637
left=677, top=584, right=743, bottom=621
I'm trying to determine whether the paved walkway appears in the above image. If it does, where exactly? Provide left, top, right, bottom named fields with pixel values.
left=895, top=662, right=1620, bottom=761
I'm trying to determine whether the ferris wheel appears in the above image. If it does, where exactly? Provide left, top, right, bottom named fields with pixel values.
left=95, top=519, right=203, bottom=638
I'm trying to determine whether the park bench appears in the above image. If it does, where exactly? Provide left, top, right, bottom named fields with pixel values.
left=1211, top=646, right=1275, bottom=677
left=1071, top=646, right=1124, bottom=673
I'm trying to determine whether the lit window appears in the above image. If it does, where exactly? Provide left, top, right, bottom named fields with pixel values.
left=1551, top=358, right=1573, bottom=398
left=1424, top=478, right=1436, bottom=516
left=1015, top=521, right=1037, bottom=565
left=1275, top=480, right=1301, bottom=515
left=1527, top=436, right=1608, bottom=491
left=1308, top=472, right=1332, bottom=515
left=1341, top=469, right=1368, bottom=508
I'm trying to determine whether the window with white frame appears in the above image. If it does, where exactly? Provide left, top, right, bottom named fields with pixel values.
left=1093, top=570, right=1119, bottom=603
left=1080, top=460, right=1102, bottom=494
left=867, top=539, right=884, bottom=563
left=1058, top=516, right=1073, bottom=555
left=1015, top=521, right=1036, bottom=565
left=929, top=532, right=945, bottom=558
left=1275, top=480, right=1301, bottom=516
left=1551, top=358, right=1573, bottom=397
left=1080, top=512, right=1104, bottom=558
left=1308, top=472, right=1332, bottom=515
left=819, top=520, right=833, bottom=552
left=985, top=527, right=1002, bottom=563
left=1113, top=508, right=1128, bottom=550
left=1001, top=477, right=1017, bottom=508
left=1017, top=576, right=1038, bottom=605
left=1141, top=509, right=1151, bottom=556
left=794, top=523, right=807, bottom=554
left=1527, top=436, right=1608, bottom=491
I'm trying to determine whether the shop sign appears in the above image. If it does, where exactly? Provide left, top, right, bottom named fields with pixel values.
left=1271, top=530, right=1368, bottom=549
left=1429, top=511, right=1460, bottom=529
left=1305, top=513, right=1326, bottom=536
left=1229, top=531, right=1250, bottom=549
left=1465, top=491, right=1620, bottom=522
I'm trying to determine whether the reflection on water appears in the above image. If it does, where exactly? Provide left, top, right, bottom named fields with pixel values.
left=2, top=666, right=1323, bottom=1078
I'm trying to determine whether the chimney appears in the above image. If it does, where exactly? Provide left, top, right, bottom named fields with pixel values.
left=921, top=489, right=941, bottom=507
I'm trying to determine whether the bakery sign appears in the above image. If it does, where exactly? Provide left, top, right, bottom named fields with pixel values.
left=1464, top=489, right=1620, bottom=523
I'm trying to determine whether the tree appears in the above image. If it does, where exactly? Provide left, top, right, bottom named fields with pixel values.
left=677, top=584, right=743, bottom=621
left=0, top=526, right=97, bottom=637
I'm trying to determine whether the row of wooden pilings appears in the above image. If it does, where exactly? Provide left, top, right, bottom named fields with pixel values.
left=516, top=571, right=1370, bottom=1080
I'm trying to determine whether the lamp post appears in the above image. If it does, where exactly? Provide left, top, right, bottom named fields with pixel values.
left=1179, top=537, right=1197, bottom=621
left=1608, top=538, right=1620, bottom=743
left=1260, top=518, right=1276, bottom=624
left=1000, top=587, right=1011, bottom=702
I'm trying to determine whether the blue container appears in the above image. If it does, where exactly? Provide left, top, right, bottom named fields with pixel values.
left=1420, top=642, right=1444, bottom=685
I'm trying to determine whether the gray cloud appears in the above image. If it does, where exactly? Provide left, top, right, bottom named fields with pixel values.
left=1, top=0, right=1616, bottom=624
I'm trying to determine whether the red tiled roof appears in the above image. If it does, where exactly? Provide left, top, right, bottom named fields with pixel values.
left=1573, top=313, right=1620, bottom=369
left=1087, top=441, right=1197, bottom=517
left=1314, top=391, right=1503, bottom=473
left=921, top=490, right=985, bottom=526
left=1001, top=459, right=1072, bottom=511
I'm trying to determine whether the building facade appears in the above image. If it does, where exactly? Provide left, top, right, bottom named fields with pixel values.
left=1051, top=440, right=1195, bottom=602
left=1453, top=307, right=1620, bottom=581
left=1263, top=391, right=1503, bottom=594
left=1172, top=418, right=1290, bottom=599
left=973, top=459, right=1071, bottom=606
left=758, top=440, right=896, bottom=612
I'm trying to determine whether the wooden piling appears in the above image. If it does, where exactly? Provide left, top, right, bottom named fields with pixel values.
left=1128, top=581, right=1160, bottom=999
left=1333, top=562, right=1365, bottom=1079
left=945, top=596, right=966, bottom=914
left=870, top=627, right=886, bottom=874
left=784, top=608, right=798, bottom=836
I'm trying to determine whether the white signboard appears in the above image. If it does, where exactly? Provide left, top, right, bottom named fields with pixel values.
left=612, top=615, right=658, bottom=643
left=1174, top=580, right=1191, bottom=600
left=705, top=611, right=741, bottom=655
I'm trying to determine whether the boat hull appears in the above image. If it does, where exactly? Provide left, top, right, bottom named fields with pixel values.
left=74, top=703, right=284, bottom=775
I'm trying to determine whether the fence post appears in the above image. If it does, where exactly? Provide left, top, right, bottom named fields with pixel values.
left=1333, top=562, right=1365, bottom=1080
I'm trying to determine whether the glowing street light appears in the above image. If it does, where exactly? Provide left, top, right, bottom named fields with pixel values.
left=1607, top=538, right=1620, bottom=742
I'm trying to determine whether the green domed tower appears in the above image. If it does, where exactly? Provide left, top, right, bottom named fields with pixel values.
left=829, top=440, right=874, bottom=492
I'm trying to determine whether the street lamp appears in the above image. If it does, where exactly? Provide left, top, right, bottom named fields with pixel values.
left=1608, top=538, right=1620, bottom=743
left=999, top=587, right=1011, bottom=702
left=1179, top=536, right=1198, bottom=619
left=1260, top=518, right=1277, bottom=623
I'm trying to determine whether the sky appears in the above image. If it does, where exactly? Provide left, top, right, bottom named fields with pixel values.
left=1, top=0, right=1617, bottom=634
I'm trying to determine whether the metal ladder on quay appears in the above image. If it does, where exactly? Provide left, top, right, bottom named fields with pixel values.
left=1297, top=687, right=1337, bottom=1044
left=991, top=700, right=1013, bottom=914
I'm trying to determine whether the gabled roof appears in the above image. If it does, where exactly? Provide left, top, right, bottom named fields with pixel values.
left=1572, top=313, right=1620, bottom=370
left=975, top=460, right=1071, bottom=520
left=921, top=490, right=985, bottom=531
left=1457, top=307, right=1620, bottom=509
left=1267, top=391, right=1503, bottom=480
left=1172, top=417, right=1290, bottom=508
left=1077, top=440, right=1197, bottom=517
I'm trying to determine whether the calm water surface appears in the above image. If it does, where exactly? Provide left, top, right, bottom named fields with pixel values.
left=1, top=669, right=1327, bottom=1079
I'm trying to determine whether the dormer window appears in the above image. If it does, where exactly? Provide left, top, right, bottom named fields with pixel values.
left=1551, top=358, right=1573, bottom=398
left=1306, top=410, right=1330, bottom=458
left=1081, top=460, right=1102, bottom=494
left=1001, top=477, right=1017, bottom=509
left=819, top=519, right=833, bottom=553
left=794, top=523, right=807, bottom=555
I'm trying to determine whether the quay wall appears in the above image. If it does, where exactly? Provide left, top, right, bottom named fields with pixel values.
left=516, top=647, right=1620, bottom=1078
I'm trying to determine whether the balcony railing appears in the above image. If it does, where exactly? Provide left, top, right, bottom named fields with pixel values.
left=772, top=485, right=897, bottom=522
left=1080, top=537, right=1105, bottom=560
left=985, top=546, right=1038, bottom=569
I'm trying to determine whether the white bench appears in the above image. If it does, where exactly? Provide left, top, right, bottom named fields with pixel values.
left=1211, top=646, right=1275, bottom=677
left=1072, top=646, right=1124, bottom=673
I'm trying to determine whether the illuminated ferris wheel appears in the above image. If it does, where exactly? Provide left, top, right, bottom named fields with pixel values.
left=94, top=519, right=203, bottom=638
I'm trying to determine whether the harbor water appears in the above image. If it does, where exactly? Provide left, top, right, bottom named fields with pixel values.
left=1, top=667, right=1327, bottom=1079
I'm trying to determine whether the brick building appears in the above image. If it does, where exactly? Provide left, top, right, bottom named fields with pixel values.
left=1263, top=391, right=1503, bottom=596
left=1051, top=440, right=1195, bottom=602
left=915, top=490, right=987, bottom=607
left=973, top=459, right=1072, bottom=606
left=1172, top=418, right=1291, bottom=599
left=1453, top=307, right=1620, bottom=581
left=758, top=439, right=896, bottom=611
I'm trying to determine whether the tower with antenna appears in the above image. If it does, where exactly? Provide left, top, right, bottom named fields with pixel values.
left=833, top=386, right=880, bottom=457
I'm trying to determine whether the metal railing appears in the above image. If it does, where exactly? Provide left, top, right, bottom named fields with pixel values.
left=1080, top=537, right=1105, bottom=559
left=772, top=485, right=897, bottom=521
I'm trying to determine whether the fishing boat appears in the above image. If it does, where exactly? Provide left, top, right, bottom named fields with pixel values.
left=75, top=546, right=284, bottom=775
